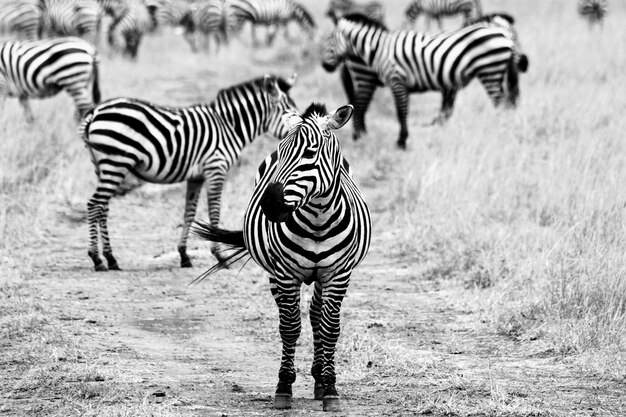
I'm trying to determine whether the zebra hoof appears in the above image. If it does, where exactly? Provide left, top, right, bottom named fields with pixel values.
left=322, top=396, right=341, bottom=412
left=94, top=263, right=108, bottom=272
left=396, top=141, right=407, bottom=150
left=273, top=393, right=292, bottom=409
left=108, top=262, right=121, bottom=271
left=314, top=382, right=324, bottom=400
left=180, top=259, right=193, bottom=268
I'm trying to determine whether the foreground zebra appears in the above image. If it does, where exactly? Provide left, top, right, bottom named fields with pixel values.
left=193, top=102, right=371, bottom=412
left=404, top=0, right=482, bottom=30
left=322, top=13, right=529, bottom=148
left=577, top=0, right=607, bottom=28
left=0, top=37, right=100, bottom=121
left=80, top=74, right=297, bottom=271
left=230, top=0, right=316, bottom=46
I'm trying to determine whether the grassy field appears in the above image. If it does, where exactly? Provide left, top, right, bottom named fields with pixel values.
left=1, top=0, right=625, bottom=415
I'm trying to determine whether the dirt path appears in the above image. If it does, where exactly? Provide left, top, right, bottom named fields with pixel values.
left=2, top=186, right=624, bottom=417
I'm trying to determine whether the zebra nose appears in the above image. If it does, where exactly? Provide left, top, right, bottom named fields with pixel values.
left=322, top=61, right=337, bottom=72
left=261, top=182, right=293, bottom=223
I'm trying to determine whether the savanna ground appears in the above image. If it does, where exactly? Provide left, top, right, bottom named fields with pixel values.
left=1, top=0, right=625, bottom=415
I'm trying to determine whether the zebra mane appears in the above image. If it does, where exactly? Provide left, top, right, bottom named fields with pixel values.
left=465, top=12, right=516, bottom=26
left=341, top=12, right=388, bottom=30
left=302, top=103, right=328, bottom=119
left=213, top=75, right=291, bottom=105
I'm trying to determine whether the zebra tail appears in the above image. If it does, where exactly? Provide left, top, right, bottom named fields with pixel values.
left=190, top=221, right=250, bottom=284
left=92, top=53, right=101, bottom=104
left=518, top=53, right=529, bottom=73
left=506, top=55, right=520, bottom=107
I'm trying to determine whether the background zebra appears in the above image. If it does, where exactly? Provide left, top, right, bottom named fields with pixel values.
left=80, top=74, right=297, bottom=271
left=104, top=0, right=157, bottom=58
left=192, top=102, right=371, bottom=412
left=325, top=0, right=385, bottom=23
left=0, top=0, right=43, bottom=40
left=322, top=13, right=528, bottom=148
left=404, top=0, right=483, bottom=31
left=40, top=0, right=102, bottom=45
left=230, top=0, right=316, bottom=46
left=182, top=0, right=237, bottom=53
left=0, top=37, right=100, bottom=121
left=577, top=0, right=608, bottom=28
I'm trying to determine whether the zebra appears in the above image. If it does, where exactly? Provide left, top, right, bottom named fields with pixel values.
left=40, top=0, right=102, bottom=45
left=229, top=0, right=316, bottom=46
left=404, top=0, right=482, bottom=31
left=0, top=0, right=44, bottom=40
left=105, top=0, right=158, bottom=58
left=322, top=13, right=529, bottom=149
left=0, top=37, right=100, bottom=122
left=192, top=102, right=371, bottom=412
left=148, top=0, right=199, bottom=51
left=325, top=0, right=384, bottom=23
left=80, top=74, right=297, bottom=272
left=182, top=0, right=237, bottom=53
left=577, top=0, right=607, bottom=28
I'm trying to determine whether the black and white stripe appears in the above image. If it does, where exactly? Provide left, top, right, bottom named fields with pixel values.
left=325, top=0, right=384, bottom=23
left=193, top=103, right=371, bottom=412
left=0, top=0, right=44, bottom=40
left=0, top=37, right=100, bottom=121
left=405, top=0, right=482, bottom=30
left=230, top=0, right=316, bottom=46
left=182, top=0, right=237, bottom=53
left=322, top=13, right=528, bottom=148
left=80, top=74, right=297, bottom=271
left=40, top=0, right=102, bottom=45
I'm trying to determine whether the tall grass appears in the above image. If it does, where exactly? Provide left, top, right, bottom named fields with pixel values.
left=1, top=0, right=624, bottom=380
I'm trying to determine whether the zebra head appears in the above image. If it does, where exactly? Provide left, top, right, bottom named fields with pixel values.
left=260, top=103, right=353, bottom=223
left=404, top=0, right=422, bottom=24
left=321, top=24, right=353, bottom=72
left=262, top=73, right=298, bottom=140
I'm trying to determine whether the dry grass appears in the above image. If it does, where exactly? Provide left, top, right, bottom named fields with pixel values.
left=1, top=0, right=625, bottom=415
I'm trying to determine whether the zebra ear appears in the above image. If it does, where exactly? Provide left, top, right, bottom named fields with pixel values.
left=324, top=105, right=353, bottom=131
left=263, top=75, right=282, bottom=102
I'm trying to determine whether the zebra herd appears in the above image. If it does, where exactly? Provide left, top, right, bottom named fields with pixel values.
left=1, top=0, right=613, bottom=413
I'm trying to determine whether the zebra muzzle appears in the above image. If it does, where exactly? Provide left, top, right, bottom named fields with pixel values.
left=261, top=182, right=294, bottom=223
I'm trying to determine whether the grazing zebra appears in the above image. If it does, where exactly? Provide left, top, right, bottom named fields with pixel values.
left=404, top=0, right=482, bottom=31
left=40, top=0, right=102, bottom=45
left=0, top=0, right=44, bottom=40
left=149, top=0, right=199, bottom=51
left=578, top=0, right=607, bottom=27
left=230, top=0, right=316, bottom=46
left=80, top=74, right=297, bottom=271
left=0, top=37, right=100, bottom=122
left=192, top=102, right=371, bottom=412
left=325, top=0, right=385, bottom=23
left=322, top=13, right=528, bottom=148
left=183, top=0, right=237, bottom=53
left=106, top=0, right=157, bottom=58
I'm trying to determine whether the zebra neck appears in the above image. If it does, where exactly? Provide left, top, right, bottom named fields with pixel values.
left=303, top=172, right=344, bottom=222
left=346, top=24, right=386, bottom=68
left=212, top=96, right=265, bottom=147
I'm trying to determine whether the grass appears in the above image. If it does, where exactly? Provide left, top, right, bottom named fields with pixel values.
left=1, top=0, right=626, bottom=415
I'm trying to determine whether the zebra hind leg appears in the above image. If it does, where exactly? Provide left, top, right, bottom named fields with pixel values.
left=178, top=179, right=204, bottom=268
left=430, top=89, right=457, bottom=125
left=18, top=96, right=34, bottom=123
left=99, top=204, right=120, bottom=270
left=87, top=198, right=107, bottom=271
left=272, top=279, right=302, bottom=409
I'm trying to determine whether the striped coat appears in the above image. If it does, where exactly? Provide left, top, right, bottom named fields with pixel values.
left=193, top=103, right=371, bottom=412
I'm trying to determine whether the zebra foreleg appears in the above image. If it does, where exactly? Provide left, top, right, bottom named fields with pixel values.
left=65, top=86, right=93, bottom=120
left=319, top=275, right=350, bottom=412
left=272, top=279, right=302, bottom=409
left=87, top=198, right=106, bottom=271
left=390, top=83, right=410, bottom=149
left=309, top=281, right=324, bottom=399
left=18, top=96, right=34, bottom=123
left=352, top=84, right=377, bottom=140
left=178, top=179, right=204, bottom=268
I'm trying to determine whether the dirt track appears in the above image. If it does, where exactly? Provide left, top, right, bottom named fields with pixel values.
left=2, top=184, right=624, bottom=416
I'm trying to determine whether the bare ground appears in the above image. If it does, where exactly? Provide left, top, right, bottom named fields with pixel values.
left=1, top=185, right=624, bottom=417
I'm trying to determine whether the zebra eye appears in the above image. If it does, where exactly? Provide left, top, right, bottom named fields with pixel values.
left=302, top=149, right=317, bottom=159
